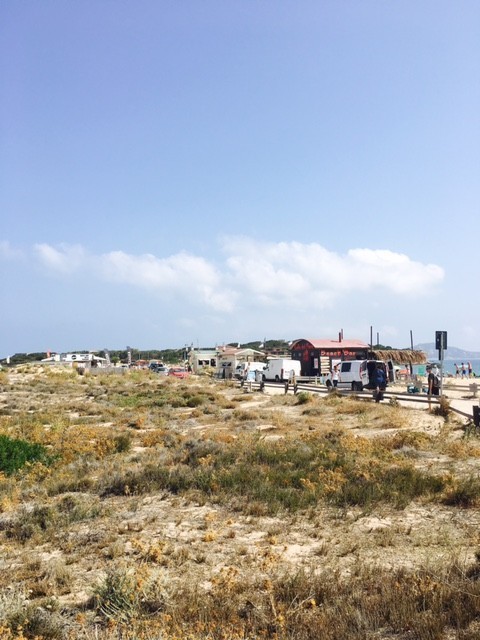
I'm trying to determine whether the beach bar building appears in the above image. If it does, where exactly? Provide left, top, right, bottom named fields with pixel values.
left=290, top=338, right=427, bottom=378
left=40, top=352, right=108, bottom=368
left=290, top=338, right=370, bottom=377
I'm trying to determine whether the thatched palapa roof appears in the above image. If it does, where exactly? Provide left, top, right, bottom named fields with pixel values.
left=371, top=349, right=426, bottom=364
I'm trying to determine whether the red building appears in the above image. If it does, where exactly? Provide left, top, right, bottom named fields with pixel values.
left=290, top=338, right=370, bottom=376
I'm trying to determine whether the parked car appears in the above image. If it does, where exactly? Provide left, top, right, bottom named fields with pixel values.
left=155, top=366, right=170, bottom=375
left=149, top=362, right=169, bottom=375
left=168, top=367, right=190, bottom=379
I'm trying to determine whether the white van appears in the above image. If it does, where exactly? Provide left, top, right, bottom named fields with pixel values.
left=234, top=361, right=265, bottom=380
left=332, top=360, right=388, bottom=392
left=262, top=358, right=301, bottom=382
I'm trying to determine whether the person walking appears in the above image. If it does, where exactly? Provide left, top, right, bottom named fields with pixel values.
left=332, top=365, right=339, bottom=388
left=454, top=363, right=459, bottom=378
left=468, top=362, right=472, bottom=379
left=374, top=364, right=386, bottom=403
left=461, top=363, right=467, bottom=379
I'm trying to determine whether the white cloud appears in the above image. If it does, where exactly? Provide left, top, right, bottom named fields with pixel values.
left=35, top=243, right=87, bottom=274
left=222, top=238, right=444, bottom=306
left=33, top=238, right=444, bottom=315
left=99, top=250, right=237, bottom=312
left=35, top=244, right=237, bottom=312
left=346, top=249, right=444, bottom=294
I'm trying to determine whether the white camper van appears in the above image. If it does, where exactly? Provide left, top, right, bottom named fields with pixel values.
left=262, top=358, right=301, bottom=382
left=331, top=359, right=388, bottom=392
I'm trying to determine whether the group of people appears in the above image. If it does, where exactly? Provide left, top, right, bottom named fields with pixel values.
left=454, top=362, right=473, bottom=379
left=330, top=363, right=386, bottom=403
left=326, top=360, right=471, bottom=412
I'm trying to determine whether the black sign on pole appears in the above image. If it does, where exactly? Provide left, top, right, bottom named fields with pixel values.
left=435, top=331, right=447, bottom=351
left=435, top=331, right=447, bottom=396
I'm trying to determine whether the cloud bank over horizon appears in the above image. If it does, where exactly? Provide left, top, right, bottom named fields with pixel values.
left=0, top=235, right=464, bottom=354
left=29, top=237, right=443, bottom=314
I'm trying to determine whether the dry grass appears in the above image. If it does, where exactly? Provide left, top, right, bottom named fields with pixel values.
left=0, top=365, right=479, bottom=639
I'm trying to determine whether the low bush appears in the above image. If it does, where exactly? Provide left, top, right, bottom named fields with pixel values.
left=0, top=434, right=52, bottom=475
left=4, top=505, right=57, bottom=543
left=114, top=433, right=132, bottom=453
left=93, top=566, right=141, bottom=622
left=296, top=391, right=313, bottom=405
left=434, top=395, right=451, bottom=418
left=186, top=394, right=205, bottom=407
left=2, top=599, right=65, bottom=640
left=4, top=495, right=102, bottom=543
left=442, top=476, right=480, bottom=508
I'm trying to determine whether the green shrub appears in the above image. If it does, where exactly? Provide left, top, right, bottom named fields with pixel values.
left=335, top=464, right=446, bottom=509
left=186, top=395, right=205, bottom=407
left=0, top=434, right=51, bottom=475
left=296, top=391, right=313, bottom=405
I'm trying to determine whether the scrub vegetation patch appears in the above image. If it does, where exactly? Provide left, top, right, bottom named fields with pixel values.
left=0, top=365, right=479, bottom=639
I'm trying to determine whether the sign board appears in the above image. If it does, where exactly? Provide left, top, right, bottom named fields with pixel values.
left=414, top=364, right=427, bottom=377
left=435, top=331, right=447, bottom=350
left=435, top=331, right=447, bottom=395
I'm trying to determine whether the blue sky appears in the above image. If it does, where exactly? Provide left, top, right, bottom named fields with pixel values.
left=1, top=1, right=479, bottom=356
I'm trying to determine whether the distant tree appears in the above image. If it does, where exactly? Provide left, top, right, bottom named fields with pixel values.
left=5, top=353, right=47, bottom=366
left=240, top=341, right=263, bottom=350
left=240, top=339, right=290, bottom=351
left=265, top=339, right=290, bottom=349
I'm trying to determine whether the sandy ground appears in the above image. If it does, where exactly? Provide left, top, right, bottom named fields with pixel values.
left=257, top=375, right=480, bottom=420
left=392, top=376, right=480, bottom=419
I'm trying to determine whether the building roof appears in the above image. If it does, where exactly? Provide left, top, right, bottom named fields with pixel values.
left=190, top=348, right=217, bottom=354
left=217, top=347, right=265, bottom=357
left=291, top=338, right=369, bottom=350
left=291, top=340, right=426, bottom=364
left=372, top=349, right=427, bottom=364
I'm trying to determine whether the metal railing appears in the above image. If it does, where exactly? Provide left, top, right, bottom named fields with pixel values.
left=234, top=378, right=477, bottom=419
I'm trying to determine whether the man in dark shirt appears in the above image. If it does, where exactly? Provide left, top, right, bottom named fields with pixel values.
left=374, top=365, right=386, bottom=403
left=427, top=365, right=440, bottom=411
